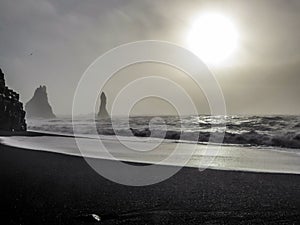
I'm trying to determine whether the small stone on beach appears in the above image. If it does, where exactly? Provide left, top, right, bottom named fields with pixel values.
left=77, top=213, right=101, bottom=222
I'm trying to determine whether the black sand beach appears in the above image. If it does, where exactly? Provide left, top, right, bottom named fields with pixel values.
left=1, top=134, right=300, bottom=225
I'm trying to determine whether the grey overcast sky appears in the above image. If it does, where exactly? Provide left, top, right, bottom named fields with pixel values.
left=0, top=0, right=300, bottom=115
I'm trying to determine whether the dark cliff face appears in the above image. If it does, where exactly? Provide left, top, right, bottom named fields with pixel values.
left=0, top=68, right=27, bottom=131
left=25, top=85, right=56, bottom=119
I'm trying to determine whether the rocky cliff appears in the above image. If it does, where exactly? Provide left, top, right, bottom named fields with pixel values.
left=98, top=92, right=110, bottom=119
left=25, top=85, right=56, bottom=118
left=0, top=68, right=27, bottom=131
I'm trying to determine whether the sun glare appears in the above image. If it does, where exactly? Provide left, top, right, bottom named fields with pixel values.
left=187, top=13, right=238, bottom=65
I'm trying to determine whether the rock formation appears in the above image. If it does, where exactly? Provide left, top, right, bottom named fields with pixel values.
left=0, top=68, right=27, bottom=131
left=98, top=92, right=110, bottom=119
left=25, top=85, right=56, bottom=118
left=130, top=128, right=151, bottom=137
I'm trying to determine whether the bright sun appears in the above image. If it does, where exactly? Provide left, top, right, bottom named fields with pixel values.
left=187, top=13, right=238, bottom=65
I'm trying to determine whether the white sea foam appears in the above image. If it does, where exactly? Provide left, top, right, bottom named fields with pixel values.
left=1, top=134, right=300, bottom=175
left=26, top=115, right=300, bottom=150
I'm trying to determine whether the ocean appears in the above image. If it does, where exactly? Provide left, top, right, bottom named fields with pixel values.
left=27, top=115, right=300, bottom=151
left=1, top=115, right=299, bottom=175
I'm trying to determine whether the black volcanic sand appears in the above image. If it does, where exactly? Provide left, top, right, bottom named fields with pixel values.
left=0, top=136, right=300, bottom=224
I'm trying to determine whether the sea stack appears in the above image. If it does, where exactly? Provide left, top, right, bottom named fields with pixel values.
left=98, top=92, right=110, bottom=119
left=25, top=85, right=56, bottom=118
left=0, top=68, right=27, bottom=131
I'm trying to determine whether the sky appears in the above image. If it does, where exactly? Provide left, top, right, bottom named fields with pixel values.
left=0, top=0, right=300, bottom=116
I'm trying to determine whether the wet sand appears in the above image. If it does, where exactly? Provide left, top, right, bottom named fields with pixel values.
left=0, top=134, right=300, bottom=224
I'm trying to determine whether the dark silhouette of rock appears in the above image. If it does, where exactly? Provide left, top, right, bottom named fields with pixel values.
left=130, top=127, right=151, bottom=137
left=98, top=92, right=110, bottom=119
left=25, top=85, right=56, bottom=118
left=0, top=68, right=27, bottom=131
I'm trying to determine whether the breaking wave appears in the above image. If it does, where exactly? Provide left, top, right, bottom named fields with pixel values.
left=27, top=115, right=300, bottom=150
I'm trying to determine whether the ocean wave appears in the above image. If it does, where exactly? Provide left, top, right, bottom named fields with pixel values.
left=107, top=128, right=300, bottom=149
left=27, top=115, right=300, bottom=150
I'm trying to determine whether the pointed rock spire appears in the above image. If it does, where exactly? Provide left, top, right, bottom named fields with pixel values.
left=98, top=92, right=110, bottom=119
left=25, top=85, right=56, bottom=118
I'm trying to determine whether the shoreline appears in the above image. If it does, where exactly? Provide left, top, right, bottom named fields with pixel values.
left=0, top=135, right=300, bottom=224
left=1, top=131, right=300, bottom=176
left=1, top=140, right=300, bottom=176
left=0, top=130, right=75, bottom=137
left=1, top=140, right=299, bottom=176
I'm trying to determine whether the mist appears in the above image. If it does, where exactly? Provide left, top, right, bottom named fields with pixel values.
left=1, top=0, right=300, bottom=116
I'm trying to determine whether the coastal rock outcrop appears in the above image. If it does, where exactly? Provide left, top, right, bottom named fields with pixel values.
left=0, top=68, right=27, bottom=131
left=98, top=92, right=110, bottom=119
left=25, top=85, right=56, bottom=118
